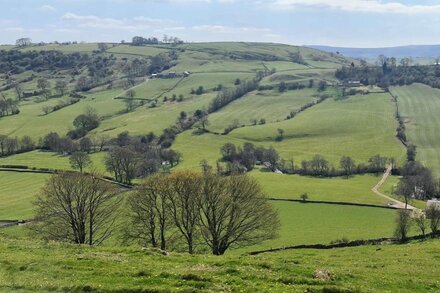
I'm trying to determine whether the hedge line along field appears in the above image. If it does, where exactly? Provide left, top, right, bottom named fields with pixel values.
left=0, top=171, right=49, bottom=220
left=173, top=92, right=406, bottom=169
left=391, top=83, right=440, bottom=176
left=1, top=234, right=438, bottom=292
left=229, top=92, right=406, bottom=164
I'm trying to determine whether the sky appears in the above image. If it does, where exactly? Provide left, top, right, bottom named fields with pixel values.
left=1, top=0, right=440, bottom=47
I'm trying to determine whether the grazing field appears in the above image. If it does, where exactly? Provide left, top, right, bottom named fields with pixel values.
left=0, top=89, right=125, bottom=139
left=174, top=93, right=406, bottom=169
left=239, top=201, right=398, bottom=252
left=251, top=171, right=389, bottom=205
left=0, top=150, right=107, bottom=173
left=391, top=83, right=440, bottom=176
left=207, top=89, right=319, bottom=133
left=0, top=172, right=49, bottom=220
left=230, top=93, right=405, bottom=164
left=1, top=234, right=438, bottom=292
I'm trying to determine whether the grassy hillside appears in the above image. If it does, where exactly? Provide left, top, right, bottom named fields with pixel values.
left=174, top=92, right=406, bottom=169
left=391, top=83, right=440, bottom=176
left=1, top=234, right=439, bottom=292
left=207, top=88, right=318, bottom=133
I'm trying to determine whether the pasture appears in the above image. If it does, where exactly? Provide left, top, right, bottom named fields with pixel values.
left=0, top=171, right=49, bottom=220
left=174, top=92, right=406, bottom=169
left=239, top=201, right=398, bottom=253
left=0, top=150, right=107, bottom=173
left=392, top=83, right=440, bottom=176
left=207, top=88, right=318, bottom=133
left=229, top=93, right=406, bottom=164
left=251, top=171, right=390, bottom=205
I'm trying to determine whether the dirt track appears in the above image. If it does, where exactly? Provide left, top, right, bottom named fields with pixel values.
left=371, top=166, right=419, bottom=211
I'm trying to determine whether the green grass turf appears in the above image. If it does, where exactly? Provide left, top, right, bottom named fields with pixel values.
left=229, top=92, right=406, bottom=164
left=240, top=201, right=398, bottom=252
left=0, top=150, right=107, bottom=174
left=250, top=170, right=389, bottom=205
left=0, top=89, right=125, bottom=139
left=391, top=83, right=440, bottom=176
left=106, top=44, right=170, bottom=57
left=20, top=43, right=99, bottom=53
left=174, top=93, right=406, bottom=170
left=1, top=233, right=438, bottom=292
left=207, top=89, right=318, bottom=133
left=0, top=171, right=49, bottom=220
left=96, top=72, right=254, bottom=137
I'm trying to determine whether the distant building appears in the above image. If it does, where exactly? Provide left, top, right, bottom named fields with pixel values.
left=345, top=80, right=363, bottom=87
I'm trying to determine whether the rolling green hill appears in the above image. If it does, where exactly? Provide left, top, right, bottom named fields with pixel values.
left=1, top=41, right=436, bottom=292
left=391, top=83, right=440, bottom=176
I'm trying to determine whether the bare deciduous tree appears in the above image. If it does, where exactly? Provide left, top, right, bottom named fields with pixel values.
left=69, top=151, right=92, bottom=173
left=32, top=173, right=121, bottom=245
left=167, top=171, right=202, bottom=254
left=199, top=173, right=279, bottom=255
left=128, top=171, right=280, bottom=255
left=128, top=174, right=173, bottom=250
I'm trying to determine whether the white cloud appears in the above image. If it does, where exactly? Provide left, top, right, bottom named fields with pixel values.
left=40, top=5, right=57, bottom=12
left=62, top=13, right=175, bottom=30
left=267, top=0, right=440, bottom=14
left=192, top=25, right=271, bottom=34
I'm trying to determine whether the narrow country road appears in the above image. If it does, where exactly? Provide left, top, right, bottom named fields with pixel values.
left=371, top=166, right=419, bottom=211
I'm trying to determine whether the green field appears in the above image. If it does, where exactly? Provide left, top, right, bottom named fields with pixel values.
left=241, top=201, right=398, bottom=252
left=0, top=150, right=107, bottom=173
left=207, top=89, right=318, bottom=133
left=174, top=92, right=406, bottom=169
left=392, top=83, right=440, bottom=176
left=0, top=172, right=49, bottom=220
left=251, top=171, right=389, bottom=205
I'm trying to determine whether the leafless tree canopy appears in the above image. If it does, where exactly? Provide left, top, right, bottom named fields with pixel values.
left=128, top=171, right=279, bottom=255
left=32, top=173, right=121, bottom=245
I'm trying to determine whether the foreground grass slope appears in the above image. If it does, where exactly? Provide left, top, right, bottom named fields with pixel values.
left=1, top=234, right=439, bottom=292
left=392, top=83, right=440, bottom=176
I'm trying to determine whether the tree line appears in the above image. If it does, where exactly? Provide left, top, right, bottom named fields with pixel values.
left=336, top=60, right=440, bottom=89
left=31, top=170, right=279, bottom=255
left=218, top=142, right=391, bottom=177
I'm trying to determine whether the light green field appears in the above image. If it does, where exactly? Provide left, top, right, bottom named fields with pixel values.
left=244, top=201, right=397, bottom=252
left=251, top=171, right=388, bottom=205
left=106, top=44, right=169, bottom=57
left=0, top=89, right=125, bottom=139
left=20, top=43, right=99, bottom=53
left=207, top=89, right=318, bottom=133
left=392, top=83, right=440, bottom=176
left=230, top=93, right=406, bottom=164
left=175, top=93, right=406, bottom=169
left=0, top=150, right=107, bottom=174
left=0, top=171, right=49, bottom=220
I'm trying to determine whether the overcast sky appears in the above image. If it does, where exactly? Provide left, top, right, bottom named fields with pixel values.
left=1, top=0, right=440, bottom=47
